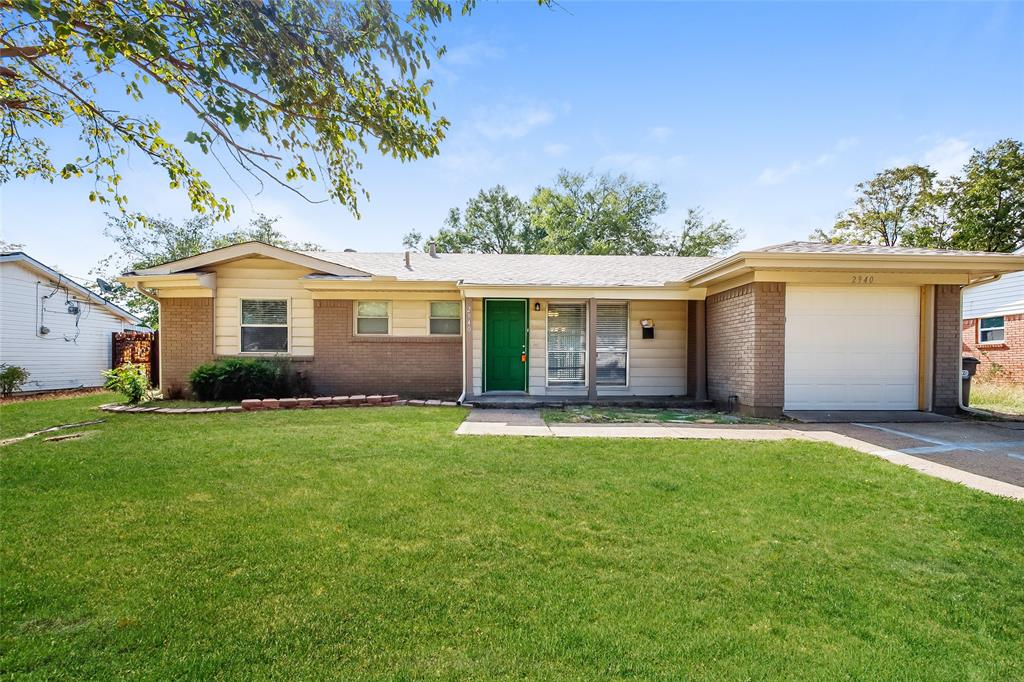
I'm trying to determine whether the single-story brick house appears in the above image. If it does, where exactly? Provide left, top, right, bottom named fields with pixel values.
left=118, top=241, right=1024, bottom=416
left=961, top=247, right=1024, bottom=383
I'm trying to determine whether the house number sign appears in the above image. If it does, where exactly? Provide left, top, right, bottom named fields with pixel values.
left=850, top=275, right=876, bottom=284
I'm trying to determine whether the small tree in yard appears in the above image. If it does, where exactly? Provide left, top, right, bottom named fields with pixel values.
left=102, top=363, right=149, bottom=405
left=0, top=364, right=30, bottom=397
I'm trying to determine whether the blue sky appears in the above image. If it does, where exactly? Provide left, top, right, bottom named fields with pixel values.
left=2, top=1, right=1022, bottom=280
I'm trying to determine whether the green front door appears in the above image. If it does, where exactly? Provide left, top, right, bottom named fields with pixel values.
left=485, top=299, right=528, bottom=392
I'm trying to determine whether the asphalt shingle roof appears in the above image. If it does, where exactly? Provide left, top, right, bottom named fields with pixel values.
left=304, top=251, right=720, bottom=287
left=754, top=241, right=1009, bottom=257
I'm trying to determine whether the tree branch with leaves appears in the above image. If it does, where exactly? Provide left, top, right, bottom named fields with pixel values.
left=2, top=0, right=537, bottom=222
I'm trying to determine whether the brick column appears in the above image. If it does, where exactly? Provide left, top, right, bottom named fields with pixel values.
left=159, top=297, right=214, bottom=397
left=932, top=285, right=962, bottom=413
left=705, top=282, right=785, bottom=416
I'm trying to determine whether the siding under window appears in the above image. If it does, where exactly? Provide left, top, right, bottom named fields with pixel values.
left=547, top=303, right=586, bottom=385
left=596, top=302, right=628, bottom=386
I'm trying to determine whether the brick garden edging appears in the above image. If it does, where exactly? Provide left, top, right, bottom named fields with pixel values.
left=100, top=395, right=460, bottom=414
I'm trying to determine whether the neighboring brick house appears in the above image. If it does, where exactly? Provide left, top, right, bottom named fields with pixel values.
left=119, top=241, right=1024, bottom=415
left=962, top=253, right=1024, bottom=383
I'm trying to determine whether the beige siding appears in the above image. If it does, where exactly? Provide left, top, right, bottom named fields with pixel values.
left=611, top=300, right=687, bottom=396
left=213, top=258, right=316, bottom=356
left=528, top=300, right=547, bottom=394
left=519, top=298, right=687, bottom=397
left=472, top=299, right=483, bottom=394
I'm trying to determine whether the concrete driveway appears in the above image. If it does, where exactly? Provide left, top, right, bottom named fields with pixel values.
left=788, top=420, right=1024, bottom=487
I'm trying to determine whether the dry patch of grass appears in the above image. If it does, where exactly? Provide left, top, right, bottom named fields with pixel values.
left=970, top=381, right=1024, bottom=416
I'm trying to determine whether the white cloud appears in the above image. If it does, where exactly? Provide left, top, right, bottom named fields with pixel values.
left=442, top=41, right=504, bottom=67
left=543, top=143, right=570, bottom=157
left=473, top=102, right=555, bottom=140
left=597, top=152, right=687, bottom=177
left=648, top=126, right=673, bottom=141
left=757, top=137, right=860, bottom=185
left=922, top=137, right=973, bottom=177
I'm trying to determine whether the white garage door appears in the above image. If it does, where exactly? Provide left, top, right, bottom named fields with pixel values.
left=784, top=286, right=919, bottom=410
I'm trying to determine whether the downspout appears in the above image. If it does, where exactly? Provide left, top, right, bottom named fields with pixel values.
left=456, top=282, right=467, bottom=405
left=958, top=274, right=1001, bottom=415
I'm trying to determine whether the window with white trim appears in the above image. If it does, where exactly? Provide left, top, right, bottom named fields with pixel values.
left=979, top=316, right=1005, bottom=343
left=356, top=301, right=390, bottom=335
left=240, top=299, right=288, bottom=352
left=430, top=301, right=461, bottom=335
left=596, top=302, right=628, bottom=386
left=547, top=303, right=586, bottom=386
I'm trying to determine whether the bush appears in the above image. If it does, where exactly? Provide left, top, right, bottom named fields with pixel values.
left=103, top=363, right=150, bottom=404
left=0, top=364, right=30, bottom=397
left=188, top=357, right=301, bottom=402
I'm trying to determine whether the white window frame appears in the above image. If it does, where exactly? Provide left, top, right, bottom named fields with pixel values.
left=429, top=301, right=462, bottom=336
left=978, top=315, right=1005, bottom=344
left=354, top=300, right=391, bottom=336
left=596, top=301, right=630, bottom=387
left=239, top=297, right=290, bottom=354
left=544, top=300, right=588, bottom=388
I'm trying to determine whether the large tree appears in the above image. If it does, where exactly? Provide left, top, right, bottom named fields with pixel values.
left=816, top=139, right=1023, bottom=252
left=671, top=207, right=744, bottom=257
left=1, top=0, right=533, bottom=221
left=408, top=172, right=741, bottom=257
left=95, top=213, right=320, bottom=326
left=813, top=165, right=936, bottom=246
left=530, top=170, right=668, bottom=255
left=404, top=185, right=535, bottom=254
left=944, top=138, right=1023, bottom=252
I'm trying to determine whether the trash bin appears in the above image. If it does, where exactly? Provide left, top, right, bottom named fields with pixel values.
left=961, top=356, right=981, bottom=406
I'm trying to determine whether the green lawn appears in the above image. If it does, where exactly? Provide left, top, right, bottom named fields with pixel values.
left=2, top=396, right=1022, bottom=679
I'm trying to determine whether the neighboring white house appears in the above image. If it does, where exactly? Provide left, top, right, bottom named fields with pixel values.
left=961, top=246, right=1024, bottom=383
left=1, top=251, right=146, bottom=393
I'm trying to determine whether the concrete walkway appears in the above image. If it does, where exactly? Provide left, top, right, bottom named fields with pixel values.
left=456, top=409, right=1024, bottom=500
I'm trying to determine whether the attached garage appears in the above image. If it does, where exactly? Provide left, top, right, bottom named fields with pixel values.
left=784, top=286, right=920, bottom=410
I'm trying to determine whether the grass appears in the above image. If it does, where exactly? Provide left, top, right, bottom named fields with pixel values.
left=543, top=405, right=766, bottom=425
left=2, top=396, right=1023, bottom=679
left=970, top=381, right=1024, bottom=416
left=0, top=391, right=116, bottom=439
left=138, top=398, right=238, bottom=409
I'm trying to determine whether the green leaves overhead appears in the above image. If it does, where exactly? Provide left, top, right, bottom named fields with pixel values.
left=1, top=0, right=534, bottom=221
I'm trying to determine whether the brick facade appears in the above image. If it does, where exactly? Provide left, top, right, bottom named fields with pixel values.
left=932, top=285, right=962, bottom=412
left=159, top=297, right=214, bottom=397
left=706, top=282, right=786, bottom=416
left=309, top=300, right=462, bottom=399
left=962, top=313, right=1024, bottom=384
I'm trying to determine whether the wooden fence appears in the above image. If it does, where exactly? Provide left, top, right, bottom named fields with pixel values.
left=111, top=330, right=159, bottom=386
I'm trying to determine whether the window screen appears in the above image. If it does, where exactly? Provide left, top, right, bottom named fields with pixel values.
left=240, top=299, right=288, bottom=352
left=547, top=303, right=586, bottom=385
left=430, top=301, right=461, bottom=335
left=356, top=301, right=389, bottom=334
left=596, top=302, right=628, bottom=386
left=980, top=316, right=1005, bottom=343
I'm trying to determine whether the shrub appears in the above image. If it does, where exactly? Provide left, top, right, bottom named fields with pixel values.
left=0, top=364, right=30, bottom=397
left=103, top=363, right=150, bottom=404
left=188, top=357, right=300, bottom=402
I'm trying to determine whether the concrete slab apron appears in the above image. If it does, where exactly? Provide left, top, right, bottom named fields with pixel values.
left=455, top=410, right=1024, bottom=500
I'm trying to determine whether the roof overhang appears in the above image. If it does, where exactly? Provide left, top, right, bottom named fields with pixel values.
left=686, top=251, right=1024, bottom=290
left=131, top=241, right=371, bottom=277
left=117, top=272, right=217, bottom=297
